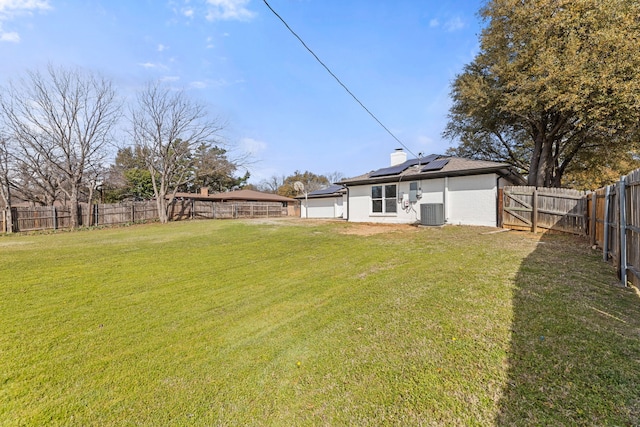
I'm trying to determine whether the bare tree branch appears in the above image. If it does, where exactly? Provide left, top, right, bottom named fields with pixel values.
left=129, top=82, right=225, bottom=223
left=0, top=64, right=121, bottom=227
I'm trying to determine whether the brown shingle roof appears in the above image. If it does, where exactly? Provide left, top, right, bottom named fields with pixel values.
left=339, top=155, right=524, bottom=186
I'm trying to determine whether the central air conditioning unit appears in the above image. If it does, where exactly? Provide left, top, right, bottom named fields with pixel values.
left=420, top=203, right=444, bottom=226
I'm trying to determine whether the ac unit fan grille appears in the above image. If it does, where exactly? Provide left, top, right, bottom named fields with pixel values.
left=420, top=203, right=444, bottom=226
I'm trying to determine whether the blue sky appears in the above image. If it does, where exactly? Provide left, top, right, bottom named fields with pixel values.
left=0, top=0, right=484, bottom=184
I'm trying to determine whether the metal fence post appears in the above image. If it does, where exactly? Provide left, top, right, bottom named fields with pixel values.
left=619, top=176, right=628, bottom=286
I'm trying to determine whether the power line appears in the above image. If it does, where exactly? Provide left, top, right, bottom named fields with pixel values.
left=261, top=0, right=418, bottom=158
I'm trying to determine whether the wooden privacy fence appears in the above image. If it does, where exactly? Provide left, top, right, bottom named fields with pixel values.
left=168, top=200, right=289, bottom=221
left=501, top=186, right=589, bottom=235
left=1, top=199, right=290, bottom=232
left=588, top=169, right=640, bottom=288
left=3, top=206, right=73, bottom=232
left=502, top=172, right=640, bottom=288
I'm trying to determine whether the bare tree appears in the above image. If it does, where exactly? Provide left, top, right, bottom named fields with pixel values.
left=130, top=82, right=225, bottom=223
left=0, top=65, right=121, bottom=228
left=12, top=145, right=61, bottom=205
left=258, top=175, right=285, bottom=193
left=325, top=171, right=345, bottom=185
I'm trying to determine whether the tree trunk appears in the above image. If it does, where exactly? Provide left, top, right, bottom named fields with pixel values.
left=528, top=128, right=545, bottom=186
left=86, top=186, right=94, bottom=226
left=5, top=207, right=12, bottom=233
left=69, top=184, right=80, bottom=228
left=537, top=137, right=554, bottom=188
left=1, top=188, right=12, bottom=233
left=156, top=196, right=168, bottom=223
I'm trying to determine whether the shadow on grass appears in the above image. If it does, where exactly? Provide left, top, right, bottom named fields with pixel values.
left=495, top=232, right=640, bottom=426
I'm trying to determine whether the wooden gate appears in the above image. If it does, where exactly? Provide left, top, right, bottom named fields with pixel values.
left=502, top=186, right=588, bottom=234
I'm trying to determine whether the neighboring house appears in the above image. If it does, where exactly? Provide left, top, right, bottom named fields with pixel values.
left=297, top=185, right=347, bottom=219
left=172, top=189, right=299, bottom=216
left=339, top=149, right=525, bottom=227
left=173, top=188, right=296, bottom=204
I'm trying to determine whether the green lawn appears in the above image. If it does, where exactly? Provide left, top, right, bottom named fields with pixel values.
left=0, top=219, right=638, bottom=426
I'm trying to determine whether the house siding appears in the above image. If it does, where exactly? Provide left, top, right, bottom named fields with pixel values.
left=446, top=174, right=498, bottom=226
left=346, top=173, right=500, bottom=227
left=301, top=195, right=346, bottom=219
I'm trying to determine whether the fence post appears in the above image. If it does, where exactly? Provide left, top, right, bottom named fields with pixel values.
left=603, top=186, right=610, bottom=261
left=53, top=206, right=58, bottom=230
left=497, top=188, right=503, bottom=228
left=531, top=188, right=538, bottom=233
left=619, top=177, right=628, bottom=286
left=590, top=192, right=596, bottom=246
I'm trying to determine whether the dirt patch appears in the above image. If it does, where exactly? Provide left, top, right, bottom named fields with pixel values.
left=339, top=222, right=416, bottom=236
left=242, top=217, right=416, bottom=236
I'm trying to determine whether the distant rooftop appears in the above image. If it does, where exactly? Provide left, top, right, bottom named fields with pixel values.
left=295, top=185, right=346, bottom=199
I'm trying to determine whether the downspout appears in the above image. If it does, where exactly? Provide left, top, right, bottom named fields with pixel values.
left=346, top=186, right=350, bottom=221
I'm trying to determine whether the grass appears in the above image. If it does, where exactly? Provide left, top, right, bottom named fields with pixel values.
left=0, top=219, right=638, bottom=426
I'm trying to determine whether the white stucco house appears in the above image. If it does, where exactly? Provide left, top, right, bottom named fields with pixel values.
left=298, top=185, right=347, bottom=219
left=339, top=149, right=524, bottom=227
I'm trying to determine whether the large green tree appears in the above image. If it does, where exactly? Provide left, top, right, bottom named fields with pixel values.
left=181, top=144, right=249, bottom=193
left=277, top=171, right=330, bottom=198
left=104, top=146, right=155, bottom=201
left=106, top=143, right=248, bottom=202
left=445, top=0, right=640, bottom=188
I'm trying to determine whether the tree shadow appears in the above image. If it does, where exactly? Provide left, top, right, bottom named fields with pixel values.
left=495, top=232, right=640, bottom=426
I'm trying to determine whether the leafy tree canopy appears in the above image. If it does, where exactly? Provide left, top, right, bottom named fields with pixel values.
left=103, top=146, right=155, bottom=201
left=180, top=144, right=249, bottom=193
left=256, top=171, right=343, bottom=197
left=106, top=143, right=248, bottom=202
left=445, top=0, right=640, bottom=188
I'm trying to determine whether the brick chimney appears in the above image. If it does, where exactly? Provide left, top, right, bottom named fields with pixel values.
left=390, top=148, right=407, bottom=166
left=200, top=187, right=209, bottom=196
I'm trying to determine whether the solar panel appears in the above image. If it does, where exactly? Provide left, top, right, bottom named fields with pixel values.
left=420, top=154, right=439, bottom=164
left=421, top=158, right=450, bottom=172
left=370, top=155, right=440, bottom=178
left=370, top=160, right=413, bottom=177
left=308, top=185, right=344, bottom=196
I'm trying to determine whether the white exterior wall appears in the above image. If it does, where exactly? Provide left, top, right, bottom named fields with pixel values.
left=446, top=174, right=498, bottom=226
left=346, top=173, right=499, bottom=227
left=301, top=196, right=345, bottom=219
